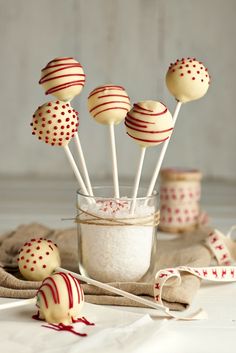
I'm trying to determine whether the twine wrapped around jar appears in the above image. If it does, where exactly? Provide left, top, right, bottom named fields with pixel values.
left=159, top=168, right=202, bottom=233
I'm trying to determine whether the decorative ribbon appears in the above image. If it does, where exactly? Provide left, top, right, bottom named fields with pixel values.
left=153, top=227, right=236, bottom=320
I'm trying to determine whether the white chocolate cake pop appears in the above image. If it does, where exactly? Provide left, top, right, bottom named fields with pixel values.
left=88, top=85, right=131, bottom=125
left=39, top=57, right=85, bottom=102
left=36, top=272, right=84, bottom=325
left=166, top=57, right=210, bottom=103
left=125, top=101, right=173, bottom=147
left=31, top=100, right=79, bottom=146
left=18, top=238, right=61, bottom=281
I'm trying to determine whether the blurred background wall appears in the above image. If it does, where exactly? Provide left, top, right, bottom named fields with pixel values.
left=0, top=0, right=235, bottom=183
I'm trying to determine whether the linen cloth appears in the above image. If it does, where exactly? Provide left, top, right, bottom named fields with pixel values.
left=0, top=223, right=235, bottom=310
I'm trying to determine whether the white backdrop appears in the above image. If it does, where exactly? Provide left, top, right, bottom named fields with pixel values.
left=0, top=0, right=235, bottom=182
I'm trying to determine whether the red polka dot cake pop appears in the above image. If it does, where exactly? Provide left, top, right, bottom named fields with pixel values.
left=31, top=100, right=79, bottom=147
left=39, top=57, right=85, bottom=102
left=166, top=57, right=210, bottom=103
left=18, top=238, right=61, bottom=281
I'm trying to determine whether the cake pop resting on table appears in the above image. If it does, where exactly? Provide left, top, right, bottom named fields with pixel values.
left=39, top=57, right=85, bottom=102
left=166, top=57, right=210, bottom=103
left=31, top=100, right=79, bottom=147
left=35, top=272, right=85, bottom=325
left=125, top=100, right=173, bottom=147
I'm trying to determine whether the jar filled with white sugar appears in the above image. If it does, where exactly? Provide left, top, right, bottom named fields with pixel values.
left=77, top=186, right=159, bottom=283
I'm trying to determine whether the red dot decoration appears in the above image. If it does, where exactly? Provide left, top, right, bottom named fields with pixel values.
left=43, top=265, right=47, bottom=268
left=30, top=268, right=34, bottom=271
left=39, top=256, right=43, bottom=260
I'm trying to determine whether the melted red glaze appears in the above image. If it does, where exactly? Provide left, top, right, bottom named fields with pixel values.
left=68, top=273, right=82, bottom=304
left=42, top=323, right=87, bottom=336
left=58, top=272, right=73, bottom=309
left=126, top=132, right=169, bottom=143
left=72, top=316, right=95, bottom=326
left=89, top=100, right=130, bottom=113
left=46, top=277, right=60, bottom=304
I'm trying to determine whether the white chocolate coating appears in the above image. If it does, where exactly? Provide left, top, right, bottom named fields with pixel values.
left=88, top=85, right=131, bottom=125
left=36, top=272, right=84, bottom=324
left=18, top=239, right=61, bottom=281
left=125, top=101, right=173, bottom=147
left=39, top=57, right=85, bottom=102
left=31, top=101, right=79, bottom=147
left=166, top=58, right=210, bottom=103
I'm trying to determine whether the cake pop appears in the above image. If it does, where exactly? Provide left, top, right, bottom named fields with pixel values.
left=125, top=101, right=173, bottom=147
left=39, top=57, right=85, bottom=102
left=146, top=57, right=211, bottom=197
left=36, top=272, right=84, bottom=325
left=31, top=100, right=88, bottom=195
left=31, top=100, right=78, bottom=146
left=88, top=85, right=131, bottom=197
left=125, top=101, right=173, bottom=213
left=18, top=238, right=61, bottom=281
left=166, top=57, right=210, bottom=103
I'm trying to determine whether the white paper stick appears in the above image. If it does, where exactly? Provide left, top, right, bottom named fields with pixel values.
left=0, top=298, right=35, bottom=311
left=74, top=134, right=93, bottom=196
left=57, top=267, right=170, bottom=316
left=64, top=145, right=88, bottom=195
left=130, top=147, right=146, bottom=214
left=109, top=123, right=120, bottom=198
left=146, top=101, right=182, bottom=197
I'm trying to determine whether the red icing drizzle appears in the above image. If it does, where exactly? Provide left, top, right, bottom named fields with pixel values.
left=68, top=273, right=82, bottom=304
left=93, top=106, right=129, bottom=118
left=57, top=272, right=73, bottom=309
left=133, top=103, right=153, bottom=112
left=41, top=323, right=87, bottom=336
left=132, top=107, right=167, bottom=116
left=126, top=132, right=169, bottom=143
left=125, top=121, right=173, bottom=134
left=126, top=112, right=155, bottom=125
left=37, top=289, right=48, bottom=309
left=89, top=100, right=130, bottom=113
left=39, top=58, right=85, bottom=95
left=88, top=85, right=125, bottom=98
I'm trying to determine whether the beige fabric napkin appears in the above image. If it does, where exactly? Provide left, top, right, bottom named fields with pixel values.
left=0, top=223, right=232, bottom=311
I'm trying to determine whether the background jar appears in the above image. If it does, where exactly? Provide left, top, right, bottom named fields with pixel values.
left=77, top=186, right=159, bottom=283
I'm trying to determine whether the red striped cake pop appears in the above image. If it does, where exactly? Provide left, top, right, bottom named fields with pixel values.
left=31, top=100, right=79, bottom=146
left=125, top=101, right=173, bottom=147
left=88, top=85, right=131, bottom=125
left=166, top=57, right=210, bottom=103
left=18, top=239, right=61, bottom=281
left=36, top=272, right=85, bottom=325
left=39, top=57, right=85, bottom=102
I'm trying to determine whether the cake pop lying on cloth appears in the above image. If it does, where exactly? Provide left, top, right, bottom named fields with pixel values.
left=39, top=57, right=85, bottom=102
left=17, top=238, right=61, bottom=281
left=31, top=101, right=88, bottom=195
left=125, top=101, right=173, bottom=213
left=146, top=57, right=211, bottom=198
left=88, top=85, right=131, bottom=197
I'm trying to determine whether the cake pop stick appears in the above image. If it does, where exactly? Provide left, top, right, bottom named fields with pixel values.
left=146, top=57, right=211, bottom=197
left=39, top=57, right=93, bottom=195
left=88, top=85, right=131, bottom=198
left=74, top=134, right=93, bottom=196
left=125, top=101, right=173, bottom=213
left=31, top=100, right=88, bottom=195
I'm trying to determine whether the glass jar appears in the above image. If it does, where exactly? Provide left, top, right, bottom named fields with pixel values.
left=77, top=186, right=159, bottom=283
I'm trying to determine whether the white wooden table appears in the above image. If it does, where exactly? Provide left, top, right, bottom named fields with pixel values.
left=0, top=178, right=236, bottom=353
